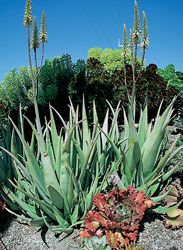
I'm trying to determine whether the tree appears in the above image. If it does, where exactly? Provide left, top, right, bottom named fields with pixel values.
left=38, top=59, right=58, bottom=105
left=85, top=58, right=115, bottom=121
left=68, top=59, right=86, bottom=105
left=38, top=54, right=79, bottom=118
left=88, top=48, right=132, bottom=73
left=0, top=67, right=32, bottom=110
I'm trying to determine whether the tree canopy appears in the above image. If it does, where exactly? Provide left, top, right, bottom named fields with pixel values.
left=88, top=47, right=132, bottom=73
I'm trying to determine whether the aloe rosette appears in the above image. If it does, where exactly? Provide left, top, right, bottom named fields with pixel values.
left=0, top=100, right=124, bottom=233
left=116, top=97, right=183, bottom=207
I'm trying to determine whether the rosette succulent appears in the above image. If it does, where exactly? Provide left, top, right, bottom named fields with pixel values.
left=80, top=186, right=155, bottom=249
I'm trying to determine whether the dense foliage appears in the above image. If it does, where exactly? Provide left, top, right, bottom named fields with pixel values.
left=158, top=64, right=183, bottom=91
left=0, top=58, right=181, bottom=126
left=88, top=47, right=132, bottom=73
left=85, top=60, right=177, bottom=121
left=158, top=64, right=183, bottom=119
left=0, top=55, right=86, bottom=124
left=0, top=56, right=182, bottom=126
left=0, top=67, right=33, bottom=123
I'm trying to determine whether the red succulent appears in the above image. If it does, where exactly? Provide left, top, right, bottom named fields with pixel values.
left=80, top=186, right=155, bottom=249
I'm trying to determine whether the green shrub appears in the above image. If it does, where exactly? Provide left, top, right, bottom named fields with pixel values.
left=0, top=67, right=32, bottom=109
left=38, top=59, right=58, bottom=105
left=158, top=64, right=183, bottom=92
left=158, top=64, right=183, bottom=119
left=0, top=67, right=33, bottom=125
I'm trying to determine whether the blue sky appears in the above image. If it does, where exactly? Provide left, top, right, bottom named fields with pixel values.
left=0, top=0, right=183, bottom=80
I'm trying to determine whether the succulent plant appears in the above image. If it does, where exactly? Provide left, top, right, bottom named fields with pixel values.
left=69, top=239, right=143, bottom=250
left=116, top=0, right=183, bottom=208
left=1, top=0, right=125, bottom=233
left=118, top=97, right=183, bottom=200
left=162, top=184, right=183, bottom=229
left=0, top=120, right=22, bottom=198
left=165, top=208, right=183, bottom=229
left=81, top=236, right=110, bottom=250
left=0, top=99, right=126, bottom=233
left=80, top=186, right=155, bottom=249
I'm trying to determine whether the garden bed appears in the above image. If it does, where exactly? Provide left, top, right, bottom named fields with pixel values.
left=0, top=127, right=182, bottom=250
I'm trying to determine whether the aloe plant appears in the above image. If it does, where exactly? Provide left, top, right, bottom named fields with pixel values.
left=0, top=99, right=125, bottom=233
left=0, top=120, right=22, bottom=186
left=114, top=1, right=183, bottom=207
left=0, top=0, right=124, bottom=232
left=116, top=99, right=183, bottom=202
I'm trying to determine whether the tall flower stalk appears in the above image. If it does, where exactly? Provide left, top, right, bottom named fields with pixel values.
left=40, top=11, right=48, bottom=68
left=135, top=11, right=149, bottom=85
left=23, top=0, right=34, bottom=87
left=133, top=0, right=140, bottom=66
left=122, top=23, right=130, bottom=100
left=122, top=1, right=149, bottom=113
left=32, top=16, right=39, bottom=69
left=131, top=0, right=140, bottom=106
left=141, top=11, right=148, bottom=68
left=23, top=0, right=47, bottom=149
left=31, top=16, right=39, bottom=97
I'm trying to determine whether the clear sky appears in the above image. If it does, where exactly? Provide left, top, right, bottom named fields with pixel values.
left=0, top=0, right=183, bottom=80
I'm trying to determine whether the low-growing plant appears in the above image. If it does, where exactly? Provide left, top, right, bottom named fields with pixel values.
left=70, top=238, right=142, bottom=250
left=164, top=208, right=183, bottom=229
left=80, top=186, right=154, bottom=249
left=80, top=236, right=110, bottom=250
left=162, top=185, right=183, bottom=229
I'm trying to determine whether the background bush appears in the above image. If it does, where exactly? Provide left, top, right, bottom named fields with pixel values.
left=158, top=64, right=183, bottom=119
left=0, top=50, right=182, bottom=125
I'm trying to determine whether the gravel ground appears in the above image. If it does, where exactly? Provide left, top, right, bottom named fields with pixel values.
left=138, top=219, right=183, bottom=250
left=0, top=217, right=80, bottom=250
left=0, top=216, right=183, bottom=250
